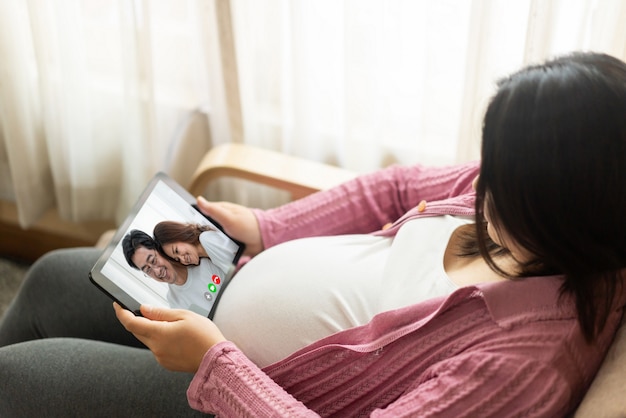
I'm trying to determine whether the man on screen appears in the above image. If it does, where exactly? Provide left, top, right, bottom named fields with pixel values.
left=122, top=229, right=224, bottom=317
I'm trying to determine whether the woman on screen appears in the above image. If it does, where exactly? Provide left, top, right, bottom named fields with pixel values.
left=154, top=221, right=237, bottom=274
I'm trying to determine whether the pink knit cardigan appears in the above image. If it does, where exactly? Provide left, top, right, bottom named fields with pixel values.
left=187, top=161, right=625, bottom=417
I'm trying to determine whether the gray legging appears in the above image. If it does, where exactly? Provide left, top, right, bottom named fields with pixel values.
left=0, top=248, right=210, bottom=417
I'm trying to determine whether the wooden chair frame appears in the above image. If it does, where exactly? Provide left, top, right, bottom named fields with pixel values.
left=188, top=143, right=357, bottom=200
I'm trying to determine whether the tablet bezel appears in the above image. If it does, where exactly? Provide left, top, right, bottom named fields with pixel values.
left=89, top=172, right=244, bottom=318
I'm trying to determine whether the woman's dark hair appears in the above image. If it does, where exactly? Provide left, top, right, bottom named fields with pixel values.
left=153, top=221, right=214, bottom=259
left=475, top=52, right=626, bottom=342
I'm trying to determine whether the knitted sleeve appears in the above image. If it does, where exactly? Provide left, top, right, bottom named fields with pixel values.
left=370, top=352, right=572, bottom=418
left=187, top=342, right=573, bottom=417
left=187, top=341, right=320, bottom=417
left=253, top=161, right=479, bottom=249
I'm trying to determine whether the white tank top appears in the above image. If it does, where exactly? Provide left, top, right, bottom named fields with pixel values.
left=213, top=215, right=472, bottom=367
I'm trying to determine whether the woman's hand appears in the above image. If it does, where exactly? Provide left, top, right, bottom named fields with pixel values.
left=196, top=196, right=264, bottom=257
left=114, top=303, right=226, bottom=373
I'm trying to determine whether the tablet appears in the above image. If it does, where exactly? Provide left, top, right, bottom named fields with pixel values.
left=89, top=172, right=245, bottom=319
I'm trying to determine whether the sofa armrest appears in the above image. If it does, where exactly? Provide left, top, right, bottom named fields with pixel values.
left=96, top=143, right=357, bottom=249
left=188, top=143, right=357, bottom=200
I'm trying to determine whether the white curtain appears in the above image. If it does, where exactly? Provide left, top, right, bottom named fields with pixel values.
left=232, top=0, right=626, bottom=170
left=1, top=0, right=625, bottom=227
left=0, top=0, right=231, bottom=227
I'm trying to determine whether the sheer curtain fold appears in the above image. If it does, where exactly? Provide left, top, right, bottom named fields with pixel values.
left=232, top=0, right=626, bottom=172
left=0, top=0, right=230, bottom=227
left=0, top=1, right=54, bottom=225
left=1, top=0, right=625, bottom=227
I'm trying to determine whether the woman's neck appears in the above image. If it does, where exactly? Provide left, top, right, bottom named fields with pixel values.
left=444, top=225, right=515, bottom=287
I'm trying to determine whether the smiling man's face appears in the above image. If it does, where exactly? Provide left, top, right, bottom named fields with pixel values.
left=132, top=246, right=184, bottom=285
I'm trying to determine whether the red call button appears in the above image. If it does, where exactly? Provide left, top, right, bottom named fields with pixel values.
left=212, top=274, right=221, bottom=285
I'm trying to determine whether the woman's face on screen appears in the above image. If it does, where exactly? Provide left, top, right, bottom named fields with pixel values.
left=163, top=242, right=201, bottom=266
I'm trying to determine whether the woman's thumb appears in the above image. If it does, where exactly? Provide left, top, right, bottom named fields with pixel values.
left=140, top=304, right=180, bottom=322
left=196, top=197, right=233, bottom=228
left=197, top=196, right=221, bottom=219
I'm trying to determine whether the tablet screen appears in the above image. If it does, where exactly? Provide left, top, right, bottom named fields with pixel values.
left=89, top=172, right=245, bottom=318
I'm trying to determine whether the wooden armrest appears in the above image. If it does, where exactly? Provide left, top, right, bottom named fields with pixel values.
left=97, top=144, right=354, bottom=249
left=188, top=143, right=357, bottom=200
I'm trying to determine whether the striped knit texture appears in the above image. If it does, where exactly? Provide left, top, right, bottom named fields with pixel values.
left=254, top=161, right=480, bottom=249
left=187, top=162, right=621, bottom=417
left=266, top=291, right=574, bottom=417
left=189, top=284, right=620, bottom=417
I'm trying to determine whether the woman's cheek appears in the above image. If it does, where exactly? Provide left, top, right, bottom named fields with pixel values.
left=487, top=222, right=502, bottom=247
